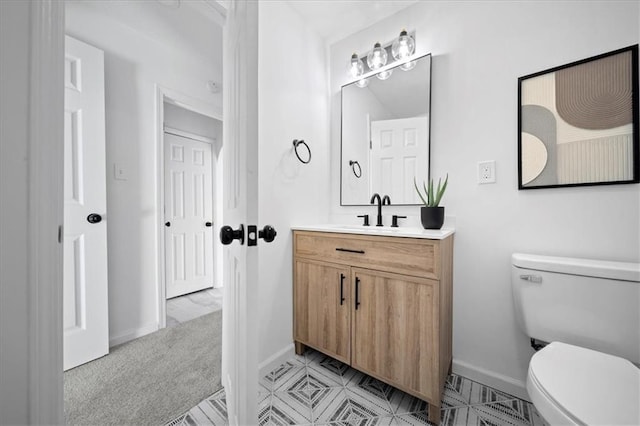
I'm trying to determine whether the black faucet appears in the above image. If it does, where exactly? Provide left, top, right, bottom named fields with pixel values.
left=370, top=193, right=391, bottom=226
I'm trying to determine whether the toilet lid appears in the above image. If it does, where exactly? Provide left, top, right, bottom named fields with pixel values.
left=529, top=342, right=640, bottom=426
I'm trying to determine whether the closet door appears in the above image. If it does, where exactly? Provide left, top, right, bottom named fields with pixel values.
left=294, top=258, right=351, bottom=363
left=164, top=133, right=214, bottom=299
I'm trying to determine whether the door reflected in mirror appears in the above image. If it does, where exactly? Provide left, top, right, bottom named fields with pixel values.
left=341, top=54, right=431, bottom=206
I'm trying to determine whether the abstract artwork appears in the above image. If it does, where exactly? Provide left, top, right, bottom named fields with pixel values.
left=518, top=45, right=639, bottom=189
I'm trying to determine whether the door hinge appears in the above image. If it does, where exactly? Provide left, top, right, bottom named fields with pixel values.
left=58, top=225, right=63, bottom=243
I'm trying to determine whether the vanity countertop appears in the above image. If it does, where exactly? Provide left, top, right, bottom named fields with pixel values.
left=291, top=224, right=455, bottom=240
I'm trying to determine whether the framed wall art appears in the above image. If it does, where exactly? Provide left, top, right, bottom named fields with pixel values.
left=518, top=45, right=639, bottom=189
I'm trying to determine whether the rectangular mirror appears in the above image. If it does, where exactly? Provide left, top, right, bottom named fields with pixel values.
left=341, top=53, right=432, bottom=206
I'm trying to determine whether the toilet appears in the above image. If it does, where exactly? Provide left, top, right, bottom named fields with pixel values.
left=511, top=253, right=640, bottom=425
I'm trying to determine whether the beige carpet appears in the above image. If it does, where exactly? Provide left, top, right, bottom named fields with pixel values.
left=64, top=310, right=222, bottom=426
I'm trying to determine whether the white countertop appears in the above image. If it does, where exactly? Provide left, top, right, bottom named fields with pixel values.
left=291, top=224, right=455, bottom=240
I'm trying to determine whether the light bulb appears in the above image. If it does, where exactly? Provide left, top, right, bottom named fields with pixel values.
left=349, top=53, right=364, bottom=78
left=400, top=60, right=416, bottom=71
left=356, top=78, right=369, bottom=88
left=367, top=42, right=387, bottom=70
left=391, top=30, right=415, bottom=61
left=376, top=69, right=393, bottom=81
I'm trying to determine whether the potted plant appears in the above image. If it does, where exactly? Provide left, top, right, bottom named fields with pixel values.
left=414, top=174, right=448, bottom=229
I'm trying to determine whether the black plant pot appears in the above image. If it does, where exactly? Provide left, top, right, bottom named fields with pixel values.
left=420, top=206, right=445, bottom=230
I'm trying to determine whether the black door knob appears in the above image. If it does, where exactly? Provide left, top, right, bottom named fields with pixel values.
left=205, top=222, right=212, bottom=227
left=220, top=224, right=244, bottom=245
left=258, top=225, right=277, bottom=243
left=87, top=213, right=102, bottom=224
left=165, top=222, right=171, bottom=227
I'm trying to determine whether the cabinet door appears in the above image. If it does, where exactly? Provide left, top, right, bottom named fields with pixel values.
left=294, top=259, right=351, bottom=363
left=352, top=268, right=438, bottom=401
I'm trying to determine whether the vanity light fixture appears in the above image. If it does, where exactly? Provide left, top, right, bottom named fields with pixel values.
left=376, top=69, right=393, bottom=81
left=349, top=53, right=364, bottom=78
left=349, top=30, right=416, bottom=86
left=355, top=78, right=369, bottom=88
left=393, top=29, right=416, bottom=71
left=391, top=30, right=415, bottom=61
left=400, top=60, right=417, bottom=71
left=367, top=42, right=387, bottom=70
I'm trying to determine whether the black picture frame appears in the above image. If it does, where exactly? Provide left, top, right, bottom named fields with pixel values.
left=517, top=45, right=639, bottom=190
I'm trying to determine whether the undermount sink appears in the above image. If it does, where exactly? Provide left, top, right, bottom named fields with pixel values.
left=291, top=224, right=455, bottom=240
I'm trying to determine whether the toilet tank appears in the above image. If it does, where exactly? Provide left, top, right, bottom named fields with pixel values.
left=511, top=253, right=640, bottom=364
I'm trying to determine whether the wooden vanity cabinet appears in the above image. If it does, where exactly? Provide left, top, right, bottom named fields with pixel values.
left=293, top=230, right=454, bottom=425
left=293, top=258, right=351, bottom=363
left=351, top=268, right=439, bottom=401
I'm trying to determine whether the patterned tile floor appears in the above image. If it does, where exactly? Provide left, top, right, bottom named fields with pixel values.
left=168, top=348, right=546, bottom=426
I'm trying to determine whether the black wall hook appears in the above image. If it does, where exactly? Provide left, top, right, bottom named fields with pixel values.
left=349, top=160, right=362, bottom=178
left=293, top=139, right=311, bottom=164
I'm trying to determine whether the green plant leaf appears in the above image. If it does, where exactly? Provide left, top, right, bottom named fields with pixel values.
left=413, top=177, right=427, bottom=205
left=433, top=177, right=441, bottom=206
left=433, top=174, right=449, bottom=206
left=428, top=179, right=435, bottom=207
left=423, top=180, right=431, bottom=206
left=414, top=173, right=449, bottom=207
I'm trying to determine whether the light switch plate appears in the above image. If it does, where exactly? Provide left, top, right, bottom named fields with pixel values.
left=478, top=160, right=496, bottom=184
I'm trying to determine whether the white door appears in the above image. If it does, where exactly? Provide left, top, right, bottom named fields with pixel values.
left=63, top=36, right=109, bottom=371
left=221, top=1, right=259, bottom=424
left=164, top=132, right=214, bottom=299
left=370, top=116, right=429, bottom=203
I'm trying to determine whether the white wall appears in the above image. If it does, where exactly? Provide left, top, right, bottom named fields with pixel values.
left=164, top=102, right=221, bottom=141
left=257, top=1, right=331, bottom=370
left=65, top=1, right=222, bottom=344
left=0, top=1, right=31, bottom=422
left=330, top=1, right=640, bottom=397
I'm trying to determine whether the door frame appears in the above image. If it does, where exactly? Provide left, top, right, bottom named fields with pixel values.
left=24, top=2, right=229, bottom=422
left=24, top=1, right=65, bottom=423
left=155, top=86, right=223, bottom=329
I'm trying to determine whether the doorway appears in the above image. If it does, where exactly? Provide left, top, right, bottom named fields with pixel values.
left=160, top=99, right=224, bottom=328
left=11, top=0, right=262, bottom=423
left=63, top=0, right=227, bottom=422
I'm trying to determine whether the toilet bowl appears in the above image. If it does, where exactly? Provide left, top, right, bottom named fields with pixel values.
left=511, top=253, right=640, bottom=425
left=526, top=341, right=640, bottom=426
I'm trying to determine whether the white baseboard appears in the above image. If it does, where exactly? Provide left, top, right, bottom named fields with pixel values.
left=452, top=359, right=530, bottom=402
left=109, top=323, right=159, bottom=347
left=259, top=343, right=295, bottom=377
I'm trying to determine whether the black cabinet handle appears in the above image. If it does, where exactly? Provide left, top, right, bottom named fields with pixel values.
left=336, top=248, right=365, bottom=254
left=205, top=222, right=212, bottom=227
left=340, top=273, right=345, bottom=305
left=165, top=221, right=171, bottom=227
left=355, top=276, right=361, bottom=310
left=87, top=213, right=102, bottom=224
